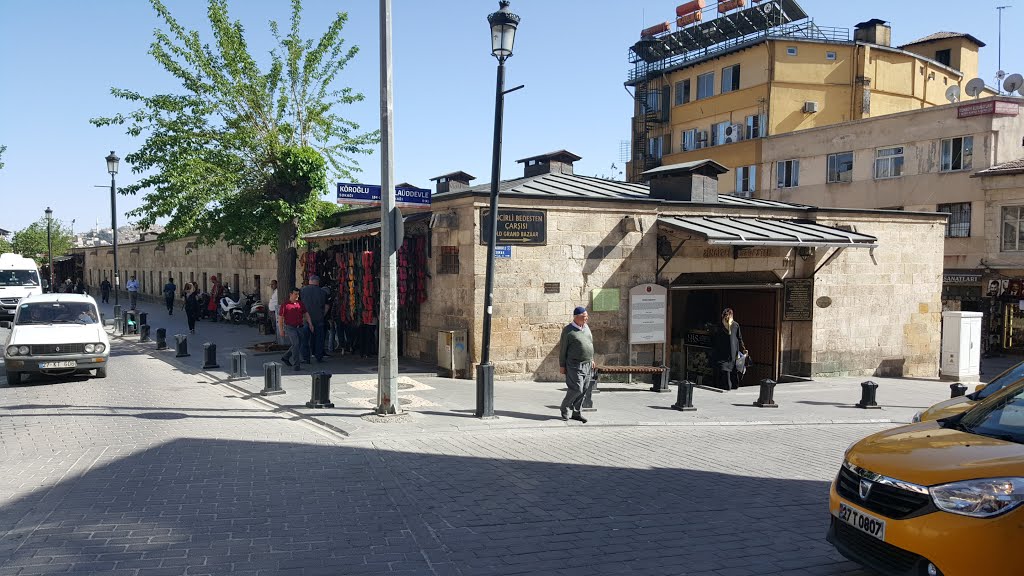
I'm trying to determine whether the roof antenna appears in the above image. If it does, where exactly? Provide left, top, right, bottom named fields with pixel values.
left=996, top=5, right=1011, bottom=92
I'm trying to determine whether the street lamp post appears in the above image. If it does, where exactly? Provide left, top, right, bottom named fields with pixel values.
left=44, top=207, right=53, bottom=291
left=106, top=151, right=120, bottom=307
left=477, top=0, right=520, bottom=418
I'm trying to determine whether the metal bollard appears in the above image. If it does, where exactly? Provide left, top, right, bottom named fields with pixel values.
left=175, top=334, right=190, bottom=357
left=202, top=343, right=219, bottom=369
left=950, top=383, right=968, bottom=398
left=229, top=351, right=249, bottom=380
left=156, top=328, right=167, bottom=350
left=306, top=371, right=335, bottom=408
left=650, top=366, right=671, bottom=393
left=138, top=312, right=148, bottom=328
left=139, top=324, right=151, bottom=343
left=753, top=378, right=779, bottom=408
left=113, top=304, right=122, bottom=332
left=261, top=362, right=285, bottom=396
left=671, top=380, right=697, bottom=411
left=121, top=309, right=130, bottom=336
left=856, top=380, right=881, bottom=409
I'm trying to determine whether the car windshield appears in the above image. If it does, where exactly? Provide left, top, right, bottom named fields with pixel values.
left=957, top=383, right=1024, bottom=443
left=977, top=361, right=1024, bottom=399
left=0, top=270, right=40, bottom=287
left=15, top=302, right=99, bottom=325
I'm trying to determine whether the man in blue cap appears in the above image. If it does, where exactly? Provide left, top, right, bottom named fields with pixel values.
left=558, top=305, right=595, bottom=423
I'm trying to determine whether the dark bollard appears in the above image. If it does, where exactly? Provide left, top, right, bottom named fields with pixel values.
left=113, top=304, right=122, bottom=332
left=121, top=309, right=130, bottom=336
left=175, top=334, right=190, bottom=357
left=261, top=362, right=285, bottom=396
left=950, top=383, right=968, bottom=398
left=229, top=351, right=249, bottom=380
left=856, top=380, right=881, bottom=409
left=650, top=366, right=671, bottom=393
left=202, top=343, right=219, bottom=369
left=306, top=371, right=335, bottom=408
left=138, top=312, right=148, bottom=328
left=671, top=380, right=697, bottom=411
left=139, top=324, right=151, bottom=343
left=753, top=378, right=779, bottom=408
left=156, top=328, right=167, bottom=350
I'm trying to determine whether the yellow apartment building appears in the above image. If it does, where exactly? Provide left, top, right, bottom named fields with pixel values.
left=626, top=0, right=996, bottom=191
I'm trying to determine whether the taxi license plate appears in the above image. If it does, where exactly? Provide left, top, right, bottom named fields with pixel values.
left=40, top=361, right=77, bottom=369
left=838, top=502, right=886, bottom=541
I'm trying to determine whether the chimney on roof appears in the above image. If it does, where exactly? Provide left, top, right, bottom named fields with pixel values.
left=854, top=19, right=891, bottom=47
left=642, top=160, right=729, bottom=203
left=515, top=150, right=582, bottom=178
left=430, top=171, right=476, bottom=194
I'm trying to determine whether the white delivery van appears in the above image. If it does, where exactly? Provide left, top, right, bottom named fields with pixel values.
left=0, top=253, right=43, bottom=319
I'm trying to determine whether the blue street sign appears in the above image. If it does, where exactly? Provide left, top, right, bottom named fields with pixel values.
left=494, top=245, right=512, bottom=258
left=336, top=182, right=431, bottom=207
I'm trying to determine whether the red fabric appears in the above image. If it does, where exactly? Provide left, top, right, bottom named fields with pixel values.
left=207, top=284, right=222, bottom=311
left=279, top=301, right=307, bottom=327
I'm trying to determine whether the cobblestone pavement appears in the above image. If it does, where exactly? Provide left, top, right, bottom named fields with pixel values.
left=0, top=330, right=881, bottom=575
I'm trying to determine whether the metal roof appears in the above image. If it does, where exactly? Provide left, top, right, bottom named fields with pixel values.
left=303, top=213, right=430, bottom=242
left=900, top=31, right=985, bottom=48
left=641, top=159, right=729, bottom=176
left=659, top=216, right=878, bottom=247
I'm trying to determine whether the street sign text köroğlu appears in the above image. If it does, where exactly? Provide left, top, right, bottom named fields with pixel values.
left=336, top=182, right=431, bottom=207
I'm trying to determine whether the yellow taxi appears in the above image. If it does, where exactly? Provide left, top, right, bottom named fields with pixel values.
left=828, top=380, right=1024, bottom=576
left=913, top=360, right=1024, bottom=423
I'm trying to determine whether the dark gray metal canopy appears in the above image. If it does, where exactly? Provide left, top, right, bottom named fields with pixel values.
left=659, top=215, right=877, bottom=248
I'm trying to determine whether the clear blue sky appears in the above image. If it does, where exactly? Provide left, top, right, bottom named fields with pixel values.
left=1, top=0, right=1021, bottom=235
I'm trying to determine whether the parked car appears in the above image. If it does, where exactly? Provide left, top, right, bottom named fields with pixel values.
left=0, top=253, right=43, bottom=319
left=2, top=293, right=109, bottom=385
left=912, top=360, right=1024, bottom=423
left=828, top=379, right=1024, bottom=576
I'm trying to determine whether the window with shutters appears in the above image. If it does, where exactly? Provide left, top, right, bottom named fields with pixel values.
left=681, top=128, right=697, bottom=152
left=735, top=165, right=756, bottom=197
left=674, top=79, right=690, bottom=106
left=745, top=114, right=766, bottom=139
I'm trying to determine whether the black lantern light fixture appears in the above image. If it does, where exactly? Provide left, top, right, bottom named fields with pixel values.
left=106, top=150, right=121, bottom=307
left=44, top=207, right=53, bottom=292
left=477, top=1, right=522, bottom=419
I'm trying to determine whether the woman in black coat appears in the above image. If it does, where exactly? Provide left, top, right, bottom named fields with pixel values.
left=184, top=282, right=202, bottom=334
left=710, top=307, right=746, bottom=391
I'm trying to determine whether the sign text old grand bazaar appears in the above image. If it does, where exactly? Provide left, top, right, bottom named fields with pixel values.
left=479, top=209, right=547, bottom=245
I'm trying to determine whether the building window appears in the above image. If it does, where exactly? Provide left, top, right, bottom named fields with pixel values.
left=696, top=72, right=714, bottom=100
left=648, top=134, right=669, bottom=158
left=711, top=121, right=731, bottom=146
left=1003, top=207, right=1024, bottom=251
left=721, top=64, right=740, bottom=93
left=935, top=49, right=951, bottom=67
left=681, top=128, right=697, bottom=152
left=674, top=79, right=690, bottom=106
left=938, top=203, right=971, bottom=238
left=735, top=165, right=756, bottom=197
left=786, top=46, right=797, bottom=56
left=745, top=114, right=766, bottom=138
left=643, top=90, right=661, bottom=116
left=439, top=246, right=460, bottom=274
left=777, top=159, right=800, bottom=188
left=826, top=51, right=836, bottom=61
left=874, top=146, right=904, bottom=179
left=827, top=152, right=854, bottom=183
left=941, top=136, right=973, bottom=172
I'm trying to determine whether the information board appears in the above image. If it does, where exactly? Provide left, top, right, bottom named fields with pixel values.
left=591, top=288, right=620, bottom=312
left=783, top=278, right=814, bottom=321
left=629, top=284, right=667, bottom=344
left=479, top=209, right=547, bottom=245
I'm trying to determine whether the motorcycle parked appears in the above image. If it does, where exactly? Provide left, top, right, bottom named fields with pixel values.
left=241, top=293, right=267, bottom=326
left=219, top=287, right=245, bottom=323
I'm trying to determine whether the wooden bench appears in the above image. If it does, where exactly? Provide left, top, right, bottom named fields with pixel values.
left=583, top=364, right=670, bottom=411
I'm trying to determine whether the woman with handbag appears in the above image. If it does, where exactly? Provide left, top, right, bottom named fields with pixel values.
left=710, top=308, right=747, bottom=391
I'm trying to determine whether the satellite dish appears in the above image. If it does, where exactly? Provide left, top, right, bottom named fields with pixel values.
left=1004, top=73, right=1024, bottom=95
left=965, top=78, right=986, bottom=98
left=996, top=69, right=1007, bottom=81
left=945, top=85, right=961, bottom=103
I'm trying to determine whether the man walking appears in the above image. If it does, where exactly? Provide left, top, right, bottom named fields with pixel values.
left=278, top=288, right=313, bottom=371
left=126, top=275, right=140, bottom=309
left=300, top=275, right=328, bottom=363
left=163, top=277, right=177, bottom=315
left=100, top=278, right=111, bottom=303
left=558, top=306, right=595, bottom=423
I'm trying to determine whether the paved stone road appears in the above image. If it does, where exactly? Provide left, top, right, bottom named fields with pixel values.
left=0, top=333, right=876, bottom=575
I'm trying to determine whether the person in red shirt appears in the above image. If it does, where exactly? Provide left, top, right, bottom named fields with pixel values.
left=278, top=288, right=313, bottom=370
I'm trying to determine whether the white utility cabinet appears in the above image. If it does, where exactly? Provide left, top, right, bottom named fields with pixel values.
left=940, top=311, right=982, bottom=381
left=437, top=330, right=468, bottom=378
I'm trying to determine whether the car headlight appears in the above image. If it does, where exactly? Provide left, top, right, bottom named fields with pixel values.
left=5, top=345, right=18, bottom=356
left=911, top=411, right=922, bottom=423
left=84, top=344, right=95, bottom=353
left=95, top=343, right=106, bottom=354
left=930, top=478, right=1024, bottom=518
left=17, top=345, right=29, bottom=355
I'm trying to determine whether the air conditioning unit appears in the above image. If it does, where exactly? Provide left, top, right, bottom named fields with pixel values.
left=803, top=101, right=819, bottom=113
left=724, top=123, right=744, bottom=143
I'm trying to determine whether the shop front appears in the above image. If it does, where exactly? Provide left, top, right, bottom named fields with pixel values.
left=982, top=273, right=1024, bottom=355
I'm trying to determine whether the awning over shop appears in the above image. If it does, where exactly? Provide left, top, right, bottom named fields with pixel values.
left=658, top=216, right=878, bottom=248
left=303, top=213, right=430, bottom=243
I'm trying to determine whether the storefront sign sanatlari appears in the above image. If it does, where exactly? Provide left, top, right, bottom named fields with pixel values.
left=479, top=209, right=547, bottom=245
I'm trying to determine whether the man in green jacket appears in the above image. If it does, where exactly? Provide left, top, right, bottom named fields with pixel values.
left=559, top=306, right=595, bottom=423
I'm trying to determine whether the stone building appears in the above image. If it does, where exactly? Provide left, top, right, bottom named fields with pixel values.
left=305, top=151, right=945, bottom=382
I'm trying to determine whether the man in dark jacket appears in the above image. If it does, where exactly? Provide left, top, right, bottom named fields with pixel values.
left=558, top=306, right=595, bottom=423
left=163, top=277, right=177, bottom=315
left=711, top=307, right=746, bottom=390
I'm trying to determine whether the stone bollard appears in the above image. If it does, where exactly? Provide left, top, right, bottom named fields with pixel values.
left=139, top=324, right=151, bottom=343
left=671, top=380, right=697, bottom=411
left=950, top=383, right=968, bottom=398
left=156, top=328, right=167, bottom=350
left=856, top=380, right=881, bottom=409
left=138, top=312, right=148, bottom=328
left=261, top=362, right=285, bottom=396
left=229, top=351, right=249, bottom=380
left=202, top=343, right=219, bottom=369
left=753, top=378, right=779, bottom=408
left=175, top=334, right=190, bottom=357
left=650, top=366, right=671, bottom=393
left=306, top=371, right=335, bottom=408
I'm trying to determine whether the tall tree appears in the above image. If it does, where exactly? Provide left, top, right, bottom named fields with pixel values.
left=91, top=0, right=376, bottom=289
left=11, top=217, right=74, bottom=267
left=0, top=144, right=7, bottom=170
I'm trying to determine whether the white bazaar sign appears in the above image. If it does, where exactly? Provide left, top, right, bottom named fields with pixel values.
left=629, top=283, right=667, bottom=344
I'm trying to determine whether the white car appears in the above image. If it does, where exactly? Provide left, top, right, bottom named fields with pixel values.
left=2, top=293, right=110, bottom=385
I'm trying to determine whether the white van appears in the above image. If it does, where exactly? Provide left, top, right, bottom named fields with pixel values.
left=0, top=253, right=43, bottom=319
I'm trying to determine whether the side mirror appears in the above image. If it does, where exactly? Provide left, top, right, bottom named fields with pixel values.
left=974, top=384, right=985, bottom=393
left=0, top=321, right=11, bottom=329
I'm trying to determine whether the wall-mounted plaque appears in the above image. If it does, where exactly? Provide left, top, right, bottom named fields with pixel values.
left=544, top=282, right=560, bottom=294
left=783, top=278, right=814, bottom=321
left=480, top=208, right=547, bottom=245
